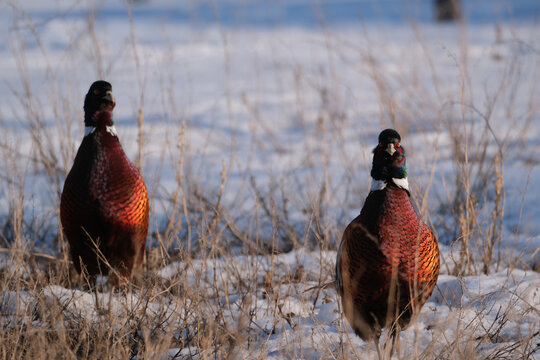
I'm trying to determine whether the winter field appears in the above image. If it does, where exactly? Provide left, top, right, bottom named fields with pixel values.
left=0, top=0, right=539, bottom=359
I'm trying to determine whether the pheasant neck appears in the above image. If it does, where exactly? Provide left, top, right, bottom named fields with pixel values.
left=84, top=125, right=118, bottom=138
left=370, top=177, right=409, bottom=192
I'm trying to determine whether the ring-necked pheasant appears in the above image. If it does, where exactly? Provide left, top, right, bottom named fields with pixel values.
left=336, top=129, right=439, bottom=357
left=60, top=80, right=149, bottom=282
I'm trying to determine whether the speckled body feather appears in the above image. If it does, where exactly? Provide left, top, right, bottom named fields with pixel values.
left=336, top=129, right=439, bottom=341
left=60, top=86, right=148, bottom=279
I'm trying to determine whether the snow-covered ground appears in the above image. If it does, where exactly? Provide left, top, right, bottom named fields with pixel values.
left=0, top=0, right=539, bottom=358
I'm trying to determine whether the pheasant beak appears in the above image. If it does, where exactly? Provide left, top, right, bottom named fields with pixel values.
left=102, top=90, right=115, bottom=105
left=385, top=143, right=396, bottom=156
left=99, top=90, right=116, bottom=111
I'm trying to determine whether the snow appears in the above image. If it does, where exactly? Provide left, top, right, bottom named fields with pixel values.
left=0, top=0, right=539, bottom=358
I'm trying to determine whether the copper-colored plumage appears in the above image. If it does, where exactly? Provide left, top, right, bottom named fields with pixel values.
left=336, top=129, right=439, bottom=344
left=60, top=81, right=149, bottom=280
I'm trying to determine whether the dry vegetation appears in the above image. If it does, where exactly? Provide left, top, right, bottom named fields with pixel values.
left=0, top=3, right=539, bottom=359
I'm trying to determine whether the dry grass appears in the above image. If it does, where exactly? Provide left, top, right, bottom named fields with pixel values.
left=0, top=2, right=539, bottom=359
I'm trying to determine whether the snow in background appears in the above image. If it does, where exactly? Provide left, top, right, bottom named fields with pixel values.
left=0, top=0, right=538, bottom=358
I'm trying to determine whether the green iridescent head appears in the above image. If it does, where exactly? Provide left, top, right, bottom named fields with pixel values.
left=371, top=129, right=407, bottom=180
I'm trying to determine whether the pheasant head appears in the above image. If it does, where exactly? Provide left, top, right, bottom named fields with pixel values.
left=84, top=80, right=116, bottom=126
left=370, top=128, right=408, bottom=191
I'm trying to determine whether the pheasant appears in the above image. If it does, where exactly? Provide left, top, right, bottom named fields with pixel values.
left=336, top=129, right=439, bottom=356
left=60, top=80, right=149, bottom=282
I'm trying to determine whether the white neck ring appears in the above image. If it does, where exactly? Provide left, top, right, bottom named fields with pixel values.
left=370, top=177, right=409, bottom=192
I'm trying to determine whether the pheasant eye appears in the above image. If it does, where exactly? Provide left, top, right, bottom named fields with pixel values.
left=396, top=142, right=400, bottom=147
